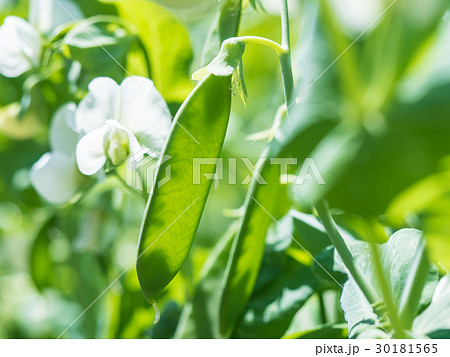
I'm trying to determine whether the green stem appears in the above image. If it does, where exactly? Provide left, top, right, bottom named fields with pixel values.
left=315, top=200, right=379, bottom=306
left=280, top=52, right=295, bottom=108
left=239, top=36, right=287, bottom=56
left=370, top=243, right=405, bottom=338
left=278, top=0, right=294, bottom=123
left=110, top=171, right=147, bottom=201
left=280, top=0, right=291, bottom=51
left=398, top=238, right=430, bottom=330
left=318, top=291, right=327, bottom=324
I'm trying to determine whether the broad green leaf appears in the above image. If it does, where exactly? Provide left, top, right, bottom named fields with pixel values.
left=340, top=229, right=438, bottom=338
left=174, top=223, right=236, bottom=338
left=413, top=275, right=450, bottom=338
left=136, top=74, right=232, bottom=303
left=231, top=216, right=318, bottom=338
left=109, top=0, right=194, bottom=103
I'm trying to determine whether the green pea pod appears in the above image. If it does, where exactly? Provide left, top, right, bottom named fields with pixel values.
left=219, top=117, right=335, bottom=336
left=136, top=74, right=231, bottom=304
left=201, top=0, right=242, bottom=65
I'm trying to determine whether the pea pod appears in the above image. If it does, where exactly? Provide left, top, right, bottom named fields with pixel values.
left=220, top=117, right=335, bottom=336
left=201, top=0, right=242, bottom=65
left=136, top=74, right=232, bottom=304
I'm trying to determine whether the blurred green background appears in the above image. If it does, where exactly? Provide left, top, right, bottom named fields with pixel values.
left=0, top=0, right=449, bottom=338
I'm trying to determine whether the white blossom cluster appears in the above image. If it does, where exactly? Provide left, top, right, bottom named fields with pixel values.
left=0, top=2, right=172, bottom=204
left=29, top=77, right=172, bottom=204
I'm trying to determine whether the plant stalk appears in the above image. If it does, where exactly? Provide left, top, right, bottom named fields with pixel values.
left=315, top=200, right=379, bottom=306
left=370, top=243, right=405, bottom=338
left=278, top=0, right=295, bottom=124
left=280, top=0, right=291, bottom=51
left=239, top=36, right=287, bottom=56
left=398, top=238, right=430, bottom=330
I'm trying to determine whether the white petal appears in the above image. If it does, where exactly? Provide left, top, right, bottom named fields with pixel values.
left=28, top=0, right=83, bottom=34
left=119, top=76, right=172, bottom=152
left=107, top=120, right=143, bottom=165
left=76, top=125, right=108, bottom=175
left=104, top=119, right=143, bottom=165
left=105, top=119, right=141, bottom=151
left=0, top=16, right=42, bottom=78
left=30, top=152, right=80, bottom=204
left=50, top=103, right=78, bottom=155
left=75, top=77, right=120, bottom=133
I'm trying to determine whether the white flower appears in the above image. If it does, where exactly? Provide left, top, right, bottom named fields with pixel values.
left=75, top=76, right=172, bottom=176
left=30, top=103, right=85, bottom=204
left=0, top=16, right=42, bottom=78
left=0, top=1, right=83, bottom=78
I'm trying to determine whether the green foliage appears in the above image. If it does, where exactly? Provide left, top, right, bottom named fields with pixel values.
left=175, top=224, right=236, bottom=338
left=339, top=229, right=439, bottom=338
left=231, top=215, right=318, bottom=338
left=64, top=16, right=135, bottom=81
left=109, top=0, right=194, bottom=104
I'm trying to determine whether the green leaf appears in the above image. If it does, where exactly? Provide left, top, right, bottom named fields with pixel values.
left=291, top=210, right=330, bottom=256
left=110, top=0, right=194, bottom=103
left=312, top=246, right=348, bottom=289
left=413, top=276, right=450, bottom=338
left=340, top=229, right=438, bottom=338
left=387, top=170, right=450, bottom=271
left=136, top=74, right=232, bottom=303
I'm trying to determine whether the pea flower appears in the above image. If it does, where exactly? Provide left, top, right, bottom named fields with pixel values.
left=75, top=76, right=172, bottom=175
left=0, top=16, right=43, bottom=78
left=0, top=0, right=83, bottom=78
left=30, top=103, right=86, bottom=204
